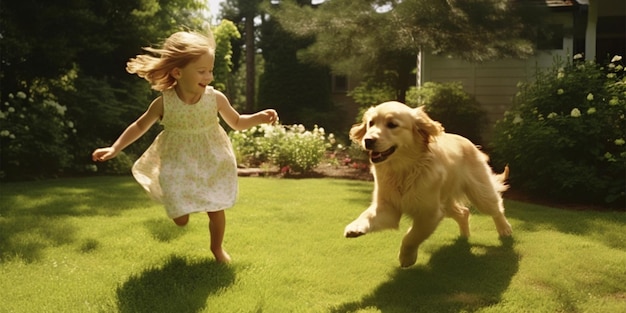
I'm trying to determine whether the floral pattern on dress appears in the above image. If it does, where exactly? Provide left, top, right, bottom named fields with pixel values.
left=132, top=87, right=237, bottom=218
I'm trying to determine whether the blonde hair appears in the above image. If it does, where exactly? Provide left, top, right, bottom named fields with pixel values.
left=126, top=31, right=216, bottom=91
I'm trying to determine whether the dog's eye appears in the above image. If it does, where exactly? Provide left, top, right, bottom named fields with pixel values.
left=368, top=120, right=375, bottom=128
left=387, top=122, right=398, bottom=129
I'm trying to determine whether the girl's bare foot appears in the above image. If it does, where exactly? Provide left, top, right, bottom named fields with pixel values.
left=212, top=248, right=231, bottom=263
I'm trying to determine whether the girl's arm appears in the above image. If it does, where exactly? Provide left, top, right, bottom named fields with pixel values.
left=215, top=90, right=277, bottom=131
left=92, top=97, right=164, bottom=162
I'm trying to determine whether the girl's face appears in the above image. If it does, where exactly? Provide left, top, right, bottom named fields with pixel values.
left=174, top=52, right=214, bottom=92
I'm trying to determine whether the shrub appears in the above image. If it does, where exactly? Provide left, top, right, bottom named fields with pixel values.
left=229, top=124, right=336, bottom=174
left=406, top=82, right=487, bottom=145
left=0, top=89, right=75, bottom=180
left=348, top=77, right=397, bottom=122
left=491, top=55, right=626, bottom=207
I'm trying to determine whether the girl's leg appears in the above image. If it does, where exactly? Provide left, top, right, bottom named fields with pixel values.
left=173, top=214, right=189, bottom=226
left=207, top=210, right=231, bottom=263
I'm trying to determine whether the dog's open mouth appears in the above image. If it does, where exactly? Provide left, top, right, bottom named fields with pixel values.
left=370, top=146, right=396, bottom=163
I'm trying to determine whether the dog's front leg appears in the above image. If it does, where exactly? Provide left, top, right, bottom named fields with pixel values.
left=398, top=210, right=444, bottom=267
left=344, top=203, right=401, bottom=238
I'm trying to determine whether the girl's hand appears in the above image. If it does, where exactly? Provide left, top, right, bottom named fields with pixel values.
left=261, top=109, right=279, bottom=124
left=92, top=147, right=118, bottom=162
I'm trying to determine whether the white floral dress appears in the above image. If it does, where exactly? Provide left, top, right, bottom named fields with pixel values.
left=132, top=87, right=237, bottom=219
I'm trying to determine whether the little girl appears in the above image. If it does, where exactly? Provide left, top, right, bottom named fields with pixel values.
left=92, top=30, right=278, bottom=263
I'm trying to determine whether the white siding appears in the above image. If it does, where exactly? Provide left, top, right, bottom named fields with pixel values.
left=420, top=12, right=574, bottom=142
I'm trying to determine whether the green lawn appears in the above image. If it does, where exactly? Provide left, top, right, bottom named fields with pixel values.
left=1, top=176, right=625, bottom=313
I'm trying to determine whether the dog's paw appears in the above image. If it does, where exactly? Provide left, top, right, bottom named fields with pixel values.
left=344, top=222, right=368, bottom=238
left=399, top=249, right=418, bottom=268
left=494, top=216, right=513, bottom=237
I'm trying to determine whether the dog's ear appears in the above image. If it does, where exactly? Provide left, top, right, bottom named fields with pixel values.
left=350, top=121, right=366, bottom=143
left=413, top=106, right=444, bottom=143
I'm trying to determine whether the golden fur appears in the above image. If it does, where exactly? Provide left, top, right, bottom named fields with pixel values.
left=344, top=101, right=512, bottom=267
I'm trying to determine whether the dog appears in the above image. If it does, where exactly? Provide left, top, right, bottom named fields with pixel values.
left=344, top=101, right=512, bottom=267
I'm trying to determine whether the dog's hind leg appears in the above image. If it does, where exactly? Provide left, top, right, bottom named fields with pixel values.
left=398, top=209, right=444, bottom=267
left=466, top=188, right=512, bottom=237
left=446, top=203, right=470, bottom=238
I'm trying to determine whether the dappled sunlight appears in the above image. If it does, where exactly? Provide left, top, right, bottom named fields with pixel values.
left=0, top=176, right=151, bottom=263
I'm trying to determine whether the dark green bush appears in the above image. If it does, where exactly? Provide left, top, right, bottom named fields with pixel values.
left=406, top=82, right=487, bottom=145
left=0, top=89, right=75, bottom=180
left=491, top=56, right=625, bottom=207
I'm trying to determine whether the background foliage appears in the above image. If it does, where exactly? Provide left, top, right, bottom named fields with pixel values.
left=229, top=123, right=336, bottom=174
left=491, top=56, right=626, bottom=207
left=406, top=82, right=487, bottom=145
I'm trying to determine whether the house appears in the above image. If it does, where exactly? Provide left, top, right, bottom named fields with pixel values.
left=418, top=0, right=626, bottom=142
left=331, top=0, right=625, bottom=143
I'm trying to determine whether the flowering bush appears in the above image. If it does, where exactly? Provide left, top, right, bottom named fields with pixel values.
left=229, top=123, right=336, bottom=174
left=0, top=90, right=76, bottom=180
left=491, top=55, right=625, bottom=207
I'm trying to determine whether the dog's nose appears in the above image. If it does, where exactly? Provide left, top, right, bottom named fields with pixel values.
left=364, top=138, right=375, bottom=150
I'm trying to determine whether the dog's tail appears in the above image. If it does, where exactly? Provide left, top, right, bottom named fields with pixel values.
left=494, top=165, right=510, bottom=193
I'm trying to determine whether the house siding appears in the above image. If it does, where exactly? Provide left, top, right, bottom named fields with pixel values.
left=420, top=13, right=574, bottom=143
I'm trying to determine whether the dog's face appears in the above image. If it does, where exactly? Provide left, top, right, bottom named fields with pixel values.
left=350, top=101, right=443, bottom=164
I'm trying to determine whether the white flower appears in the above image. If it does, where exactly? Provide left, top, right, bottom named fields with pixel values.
left=16, top=91, right=27, bottom=99
left=557, top=72, right=565, bottom=79
left=547, top=112, right=558, bottom=119
left=586, top=93, right=594, bottom=101
left=512, top=115, right=523, bottom=124
left=557, top=89, right=564, bottom=95
left=587, top=107, right=596, bottom=114
left=0, top=130, right=10, bottom=137
left=570, top=108, right=581, bottom=117
left=615, top=138, right=625, bottom=146
left=8, top=107, right=15, bottom=113
left=611, top=55, right=622, bottom=63
left=574, top=53, right=583, bottom=60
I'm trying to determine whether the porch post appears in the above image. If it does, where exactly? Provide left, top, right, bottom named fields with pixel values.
left=585, top=0, right=598, bottom=61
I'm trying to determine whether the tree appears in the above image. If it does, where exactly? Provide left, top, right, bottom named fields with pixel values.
left=257, top=11, right=337, bottom=132
left=270, top=0, right=550, bottom=101
left=220, top=0, right=264, bottom=112
left=0, top=0, right=208, bottom=179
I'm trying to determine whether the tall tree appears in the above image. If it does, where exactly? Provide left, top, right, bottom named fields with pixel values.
left=220, top=0, right=264, bottom=112
left=270, top=0, right=550, bottom=100
left=257, top=9, right=336, bottom=130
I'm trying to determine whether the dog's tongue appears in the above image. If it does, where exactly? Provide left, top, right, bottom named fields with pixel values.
left=370, top=152, right=382, bottom=162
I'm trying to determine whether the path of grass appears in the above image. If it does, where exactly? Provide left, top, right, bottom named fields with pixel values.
left=0, top=176, right=625, bottom=312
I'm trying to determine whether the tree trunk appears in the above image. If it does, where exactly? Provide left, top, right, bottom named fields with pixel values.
left=245, top=14, right=255, bottom=112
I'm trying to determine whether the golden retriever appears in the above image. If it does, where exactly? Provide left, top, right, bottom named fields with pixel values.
left=345, top=101, right=512, bottom=267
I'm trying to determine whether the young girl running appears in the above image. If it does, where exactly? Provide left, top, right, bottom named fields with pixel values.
left=92, top=30, right=278, bottom=263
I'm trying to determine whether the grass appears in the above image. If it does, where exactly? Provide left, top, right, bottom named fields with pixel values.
left=0, top=176, right=625, bottom=313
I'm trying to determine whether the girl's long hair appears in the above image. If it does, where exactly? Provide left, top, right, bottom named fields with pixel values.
left=126, top=31, right=215, bottom=91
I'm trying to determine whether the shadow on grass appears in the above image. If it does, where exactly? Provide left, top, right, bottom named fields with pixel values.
left=0, top=177, right=151, bottom=263
left=331, top=238, right=519, bottom=313
left=504, top=200, right=626, bottom=250
left=116, top=255, right=235, bottom=313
